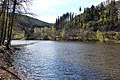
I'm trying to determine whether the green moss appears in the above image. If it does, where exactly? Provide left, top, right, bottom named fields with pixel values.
left=96, top=30, right=104, bottom=42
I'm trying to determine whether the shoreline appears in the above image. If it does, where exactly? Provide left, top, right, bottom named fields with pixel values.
left=12, top=39, right=120, bottom=44
left=0, top=46, right=25, bottom=80
left=19, top=39, right=120, bottom=44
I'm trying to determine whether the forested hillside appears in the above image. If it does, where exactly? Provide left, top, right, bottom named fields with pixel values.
left=55, top=1, right=120, bottom=31
left=53, top=0, right=120, bottom=42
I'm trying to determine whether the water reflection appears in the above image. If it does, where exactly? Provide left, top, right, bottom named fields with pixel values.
left=12, top=41, right=120, bottom=80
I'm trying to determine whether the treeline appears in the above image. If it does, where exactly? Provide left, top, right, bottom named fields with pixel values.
left=0, top=0, right=30, bottom=49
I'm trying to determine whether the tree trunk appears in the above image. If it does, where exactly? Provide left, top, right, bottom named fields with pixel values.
left=6, top=0, right=17, bottom=48
left=0, top=0, right=6, bottom=45
left=3, top=0, right=9, bottom=45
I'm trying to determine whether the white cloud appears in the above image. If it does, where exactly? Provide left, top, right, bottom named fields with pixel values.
left=30, top=0, right=64, bottom=12
left=29, top=0, right=65, bottom=23
left=36, top=15, right=57, bottom=23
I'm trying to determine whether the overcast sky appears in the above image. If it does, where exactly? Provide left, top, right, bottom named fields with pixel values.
left=29, top=0, right=117, bottom=23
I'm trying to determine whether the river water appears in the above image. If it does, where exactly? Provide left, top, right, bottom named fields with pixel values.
left=11, top=40, right=120, bottom=80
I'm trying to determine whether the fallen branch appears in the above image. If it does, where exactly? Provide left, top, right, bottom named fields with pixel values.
left=0, top=66, right=21, bottom=80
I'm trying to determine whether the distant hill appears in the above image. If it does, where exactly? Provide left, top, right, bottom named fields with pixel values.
left=15, top=14, right=53, bottom=29
left=13, top=14, right=53, bottom=40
